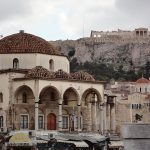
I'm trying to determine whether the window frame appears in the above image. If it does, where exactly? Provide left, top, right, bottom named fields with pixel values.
left=38, top=115, right=44, bottom=129
left=62, top=115, right=69, bottom=130
left=20, top=114, right=29, bottom=129
left=13, top=58, right=19, bottom=69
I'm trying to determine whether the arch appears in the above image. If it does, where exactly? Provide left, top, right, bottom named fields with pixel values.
left=14, top=85, right=34, bottom=104
left=47, top=113, right=56, bottom=130
left=63, top=87, right=79, bottom=106
left=39, top=86, right=61, bottom=104
left=81, top=88, right=102, bottom=106
left=13, top=58, right=19, bottom=69
left=49, top=59, right=54, bottom=71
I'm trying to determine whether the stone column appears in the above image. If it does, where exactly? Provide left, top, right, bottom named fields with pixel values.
left=77, top=104, right=81, bottom=131
left=106, top=103, right=111, bottom=131
left=103, top=96, right=107, bottom=134
left=110, top=104, right=116, bottom=132
left=93, top=94, right=97, bottom=131
left=58, top=101, right=62, bottom=131
left=100, top=103, right=104, bottom=133
left=35, top=101, right=39, bottom=131
left=88, top=103, right=92, bottom=131
left=35, top=80, right=39, bottom=131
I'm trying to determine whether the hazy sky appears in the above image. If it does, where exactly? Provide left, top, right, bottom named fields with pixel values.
left=0, top=0, right=149, bottom=40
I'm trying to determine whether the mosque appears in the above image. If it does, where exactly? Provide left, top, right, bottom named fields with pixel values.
left=0, top=30, right=105, bottom=133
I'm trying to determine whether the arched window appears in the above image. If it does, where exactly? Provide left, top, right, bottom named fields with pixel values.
left=13, top=58, right=19, bottom=69
left=63, top=95, right=68, bottom=105
left=140, top=87, right=141, bottom=92
left=22, top=92, right=27, bottom=103
left=49, top=59, right=54, bottom=71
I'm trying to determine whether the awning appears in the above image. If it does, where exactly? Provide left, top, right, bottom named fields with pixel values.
left=57, top=140, right=89, bottom=148
left=109, top=141, right=124, bottom=148
left=7, top=132, right=33, bottom=147
left=79, top=133, right=107, bottom=144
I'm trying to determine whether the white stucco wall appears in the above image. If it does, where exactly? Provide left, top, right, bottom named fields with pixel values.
left=0, top=53, right=70, bottom=73
left=0, top=74, right=10, bottom=110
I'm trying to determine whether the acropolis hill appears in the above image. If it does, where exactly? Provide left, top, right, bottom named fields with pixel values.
left=50, top=28, right=150, bottom=71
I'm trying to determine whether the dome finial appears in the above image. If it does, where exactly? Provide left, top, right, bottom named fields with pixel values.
left=19, top=30, right=24, bottom=34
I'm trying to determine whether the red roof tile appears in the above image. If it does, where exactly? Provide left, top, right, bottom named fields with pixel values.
left=0, top=32, right=61, bottom=55
left=136, top=77, right=150, bottom=84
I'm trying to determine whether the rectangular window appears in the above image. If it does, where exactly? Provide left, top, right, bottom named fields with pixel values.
left=20, top=115, right=28, bottom=129
left=0, top=93, right=3, bottom=103
left=0, top=116, right=3, bottom=128
left=38, top=116, right=44, bottom=129
left=62, top=116, right=68, bottom=129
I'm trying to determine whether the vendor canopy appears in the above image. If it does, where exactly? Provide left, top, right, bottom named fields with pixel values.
left=57, top=140, right=89, bottom=148
left=8, top=132, right=32, bottom=146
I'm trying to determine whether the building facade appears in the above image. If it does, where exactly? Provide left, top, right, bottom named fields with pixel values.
left=0, top=31, right=105, bottom=133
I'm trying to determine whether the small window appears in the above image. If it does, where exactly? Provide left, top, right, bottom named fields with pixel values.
left=13, top=58, right=19, bottom=69
left=22, top=92, right=27, bottom=103
left=63, top=96, right=68, bottom=105
left=0, top=116, right=3, bottom=128
left=62, top=116, right=69, bottom=129
left=20, top=115, right=28, bottom=129
left=49, top=59, right=54, bottom=71
left=38, top=115, right=44, bottom=129
left=0, top=93, right=3, bottom=103
left=50, top=92, right=55, bottom=101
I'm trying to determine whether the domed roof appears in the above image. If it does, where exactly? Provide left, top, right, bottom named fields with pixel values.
left=71, top=70, right=95, bottom=81
left=25, top=66, right=54, bottom=79
left=0, top=31, right=61, bottom=55
left=136, top=77, right=149, bottom=84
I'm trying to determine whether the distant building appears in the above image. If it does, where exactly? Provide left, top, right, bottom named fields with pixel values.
left=90, top=28, right=150, bottom=38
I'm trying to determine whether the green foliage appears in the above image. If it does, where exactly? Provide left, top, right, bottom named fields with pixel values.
left=70, top=60, right=149, bottom=81
left=68, top=47, right=75, bottom=58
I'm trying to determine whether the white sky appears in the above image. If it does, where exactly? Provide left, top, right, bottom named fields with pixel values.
left=0, top=0, right=149, bottom=40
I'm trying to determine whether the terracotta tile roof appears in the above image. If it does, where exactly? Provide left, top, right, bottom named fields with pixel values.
left=0, top=32, right=61, bottom=55
left=54, top=69, right=72, bottom=79
left=71, top=70, right=95, bottom=81
left=136, top=77, right=150, bottom=84
left=25, top=66, right=95, bottom=81
left=25, top=66, right=54, bottom=79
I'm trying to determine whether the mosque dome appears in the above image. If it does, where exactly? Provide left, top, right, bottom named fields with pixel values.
left=0, top=31, right=61, bottom=55
left=136, top=77, right=149, bottom=84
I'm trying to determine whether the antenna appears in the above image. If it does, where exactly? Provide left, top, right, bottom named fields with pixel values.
left=82, top=16, right=85, bottom=38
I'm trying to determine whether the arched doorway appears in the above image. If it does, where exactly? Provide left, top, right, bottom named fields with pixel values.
left=63, top=88, right=79, bottom=131
left=47, top=113, right=56, bottom=130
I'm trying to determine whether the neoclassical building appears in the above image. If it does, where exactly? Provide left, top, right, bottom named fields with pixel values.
left=0, top=31, right=105, bottom=133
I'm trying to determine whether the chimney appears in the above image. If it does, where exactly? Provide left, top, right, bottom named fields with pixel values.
left=19, top=30, right=24, bottom=34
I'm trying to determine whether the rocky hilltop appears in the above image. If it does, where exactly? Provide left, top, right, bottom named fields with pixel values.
left=50, top=37, right=150, bottom=71
left=49, top=37, right=150, bottom=81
